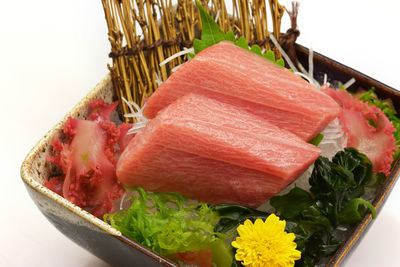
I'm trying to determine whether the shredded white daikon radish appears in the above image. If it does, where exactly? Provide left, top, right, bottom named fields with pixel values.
left=293, top=71, right=320, bottom=88
left=297, top=63, right=309, bottom=76
left=319, top=118, right=348, bottom=160
left=308, top=45, right=314, bottom=82
left=128, top=121, right=149, bottom=134
left=294, top=71, right=313, bottom=84
left=155, top=72, right=163, bottom=86
left=159, top=47, right=195, bottom=67
left=119, top=191, right=127, bottom=211
left=302, top=45, right=321, bottom=88
left=270, top=34, right=320, bottom=88
left=269, top=33, right=299, bottom=73
left=122, top=97, right=150, bottom=134
left=342, top=77, right=356, bottom=89
left=215, top=10, right=220, bottom=23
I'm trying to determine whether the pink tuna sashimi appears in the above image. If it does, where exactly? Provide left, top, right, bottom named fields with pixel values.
left=165, top=93, right=320, bottom=145
left=117, top=144, right=285, bottom=208
left=195, top=90, right=332, bottom=141
left=120, top=93, right=320, bottom=179
left=117, top=94, right=321, bottom=206
left=143, top=41, right=340, bottom=140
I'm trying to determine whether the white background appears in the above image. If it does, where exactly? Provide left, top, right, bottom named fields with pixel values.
left=1, top=1, right=399, bottom=266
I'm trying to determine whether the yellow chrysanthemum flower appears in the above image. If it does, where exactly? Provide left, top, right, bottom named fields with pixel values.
left=231, top=214, right=301, bottom=267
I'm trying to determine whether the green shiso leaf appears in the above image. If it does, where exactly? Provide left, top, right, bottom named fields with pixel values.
left=263, top=50, right=275, bottom=62
left=224, top=30, right=236, bottom=42
left=250, top=44, right=262, bottom=56
left=276, top=58, right=285, bottom=68
left=104, top=187, right=228, bottom=259
left=367, top=118, right=377, bottom=128
left=194, top=0, right=225, bottom=54
left=193, top=0, right=285, bottom=68
left=187, top=52, right=195, bottom=60
left=193, top=39, right=210, bottom=54
left=309, top=133, right=324, bottom=146
left=234, top=36, right=248, bottom=50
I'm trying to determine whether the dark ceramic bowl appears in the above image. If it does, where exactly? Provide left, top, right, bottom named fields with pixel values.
left=21, top=46, right=400, bottom=267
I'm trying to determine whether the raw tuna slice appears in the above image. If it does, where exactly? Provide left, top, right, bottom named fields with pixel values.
left=143, top=41, right=340, bottom=141
left=117, top=94, right=321, bottom=206
left=118, top=144, right=284, bottom=208
left=195, top=90, right=331, bottom=141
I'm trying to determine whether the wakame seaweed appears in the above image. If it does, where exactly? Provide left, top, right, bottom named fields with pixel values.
left=270, top=148, right=376, bottom=266
left=211, top=149, right=378, bottom=267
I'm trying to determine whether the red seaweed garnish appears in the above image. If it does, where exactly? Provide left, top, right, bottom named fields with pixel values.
left=324, top=88, right=396, bottom=175
left=45, top=99, right=128, bottom=218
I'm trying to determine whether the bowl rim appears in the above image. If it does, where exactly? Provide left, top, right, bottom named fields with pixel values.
left=20, top=74, right=177, bottom=266
left=20, top=74, right=121, bottom=236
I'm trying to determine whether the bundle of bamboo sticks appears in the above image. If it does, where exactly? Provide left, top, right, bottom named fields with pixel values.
left=101, top=0, right=295, bottom=122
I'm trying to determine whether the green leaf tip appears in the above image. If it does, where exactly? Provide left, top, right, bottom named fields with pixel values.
left=193, top=0, right=286, bottom=69
left=194, top=0, right=225, bottom=54
left=264, top=50, right=275, bottom=62
left=250, top=44, right=262, bottom=56
left=309, top=133, right=324, bottom=146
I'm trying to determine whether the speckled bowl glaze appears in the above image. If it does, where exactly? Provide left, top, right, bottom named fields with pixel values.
left=21, top=46, right=400, bottom=267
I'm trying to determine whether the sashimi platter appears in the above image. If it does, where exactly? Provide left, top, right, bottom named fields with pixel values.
left=21, top=1, right=400, bottom=267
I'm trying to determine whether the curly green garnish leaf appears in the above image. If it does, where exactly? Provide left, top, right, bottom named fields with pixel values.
left=104, top=187, right=228, bottom=260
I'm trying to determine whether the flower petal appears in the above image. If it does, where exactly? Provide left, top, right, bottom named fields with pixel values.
left=232, top=214, right=301, bottom=267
